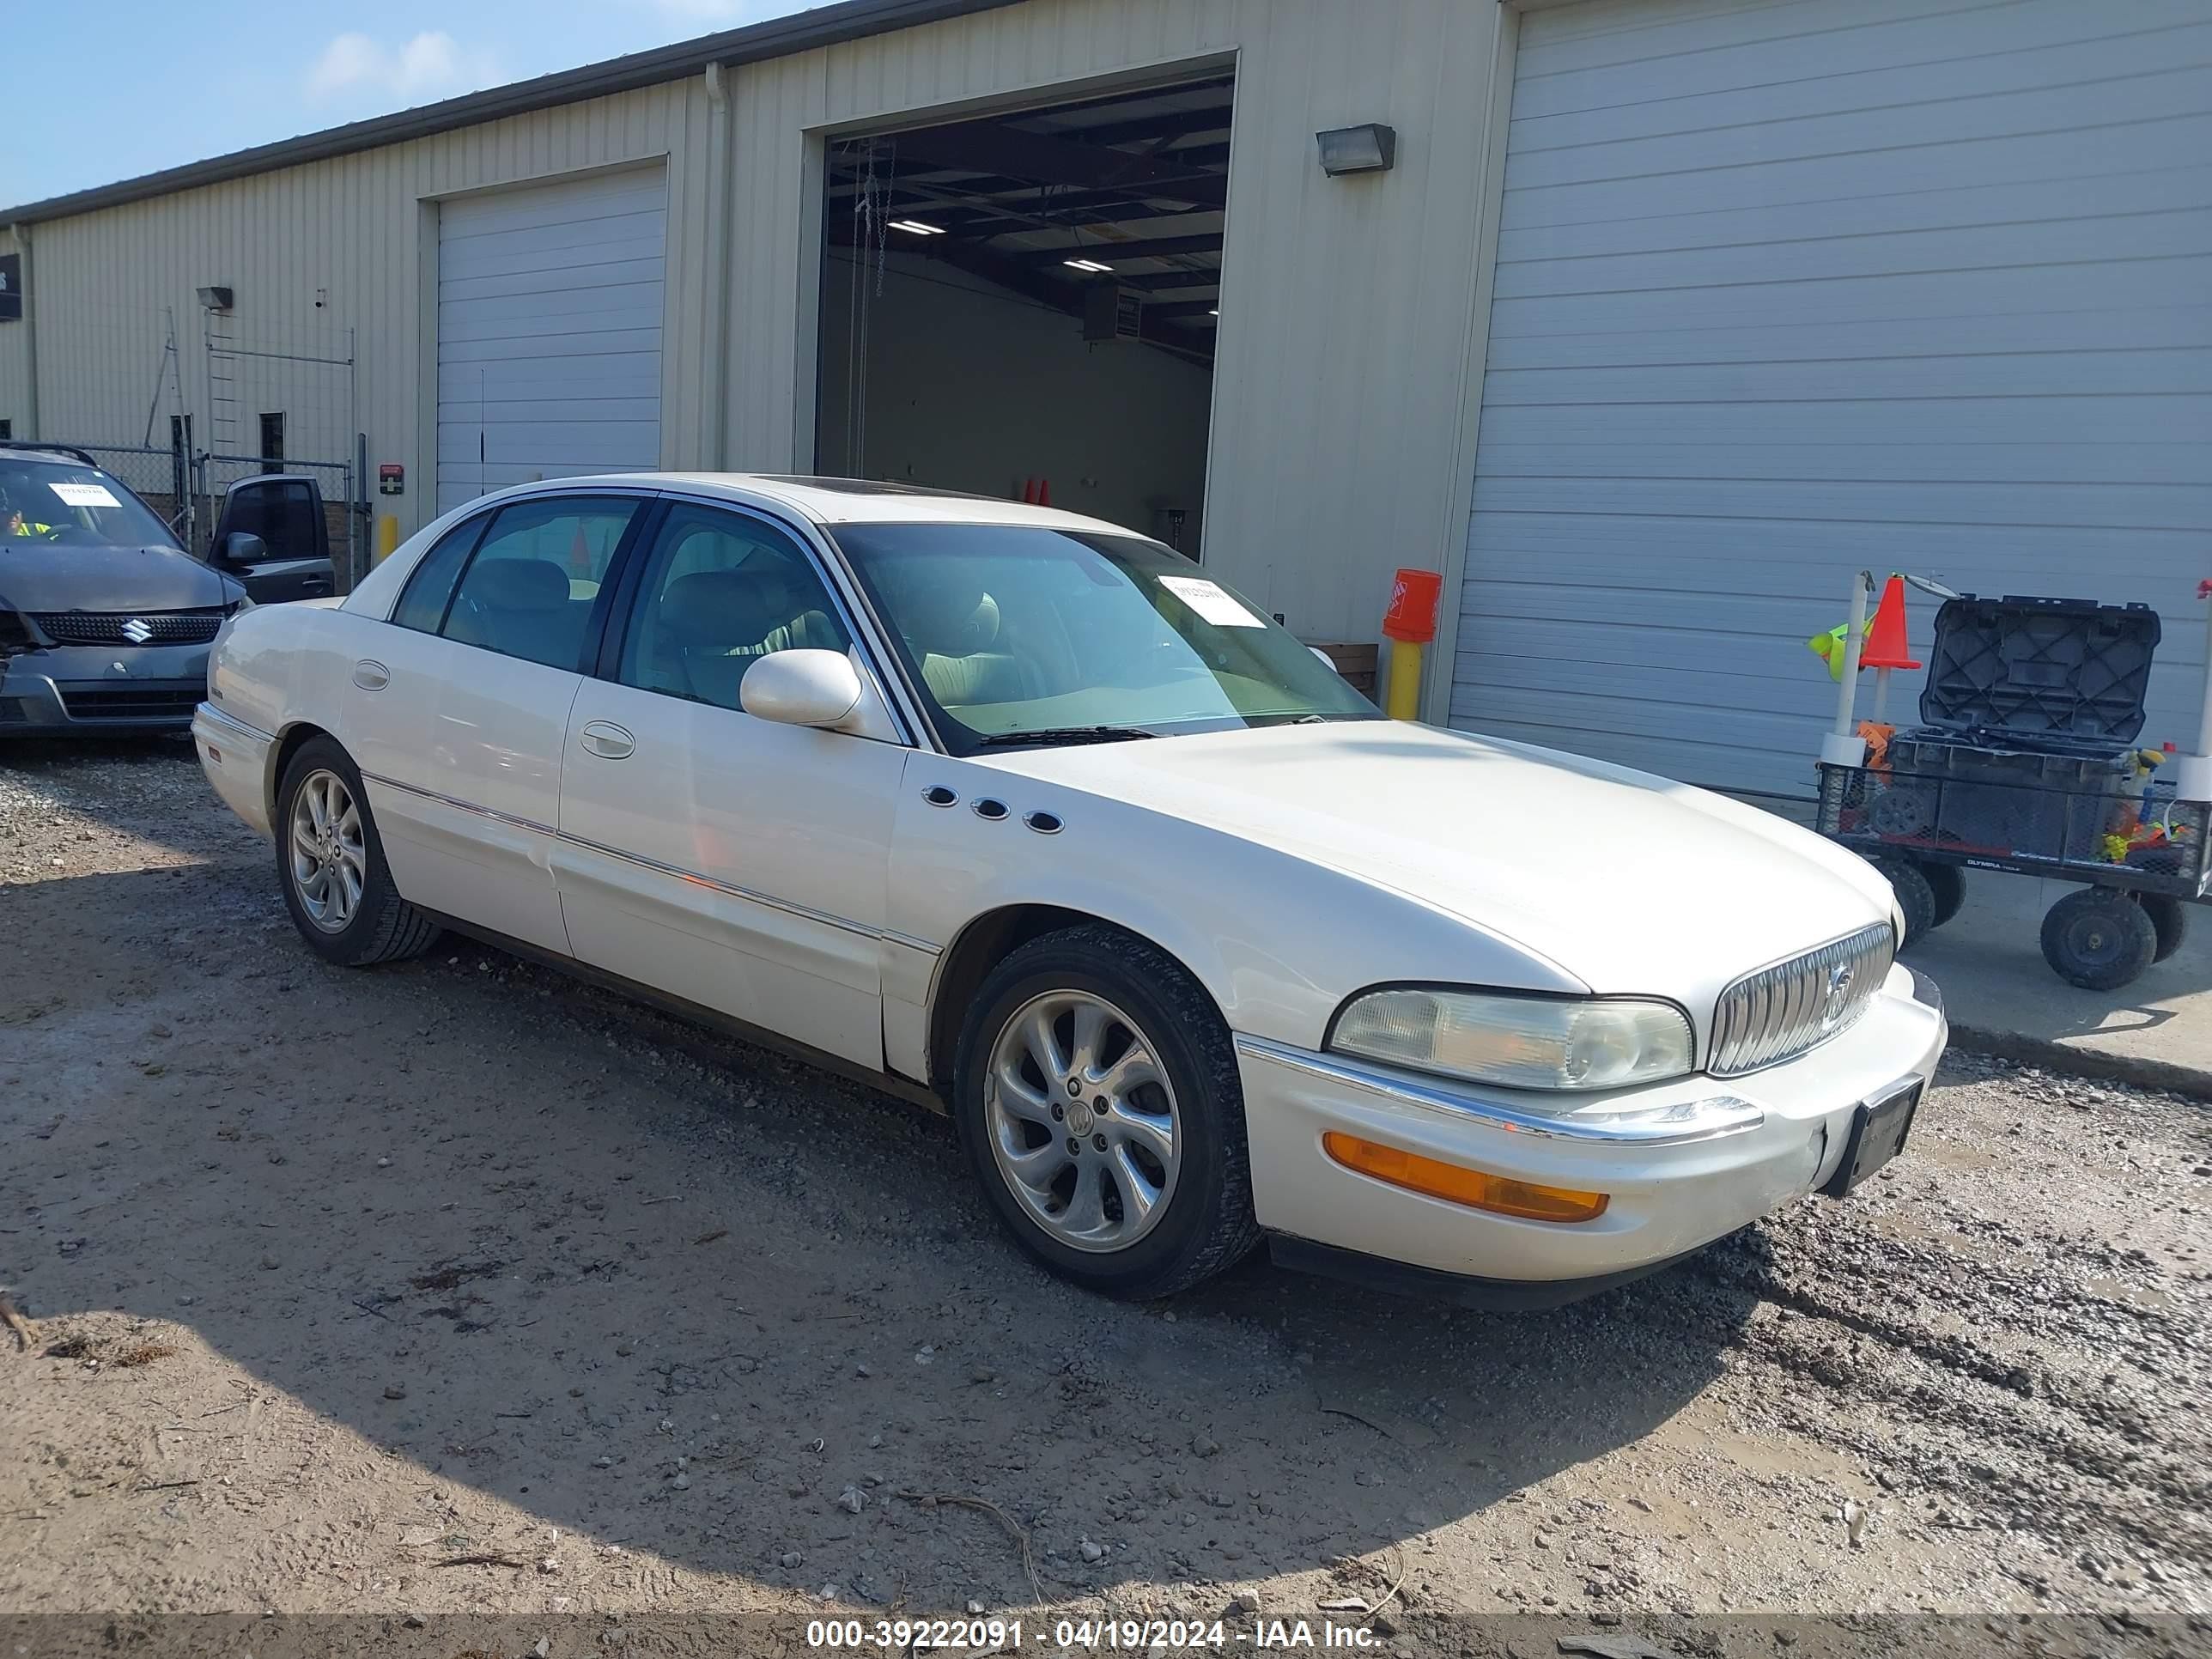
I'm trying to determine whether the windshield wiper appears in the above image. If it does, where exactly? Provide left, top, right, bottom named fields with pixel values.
left=976, top=726, right=1158, bottom=748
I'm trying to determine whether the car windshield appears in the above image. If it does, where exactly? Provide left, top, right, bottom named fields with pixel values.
left=0, top=459, right=176, bottom=550
left=831, top=523, right=1380, bottom=752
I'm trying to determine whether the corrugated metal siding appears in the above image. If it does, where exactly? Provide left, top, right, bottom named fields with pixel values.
left=726, top=0, right=1510, bottom=640
left=0, top=80, right=714, bottom=537
left=0, top=0, right=1513, bottom=634
left=1453, top=0, right=2212, bottom=796
left=0, top=227, right=27, bottom=428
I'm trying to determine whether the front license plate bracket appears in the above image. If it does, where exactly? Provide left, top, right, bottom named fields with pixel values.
left=1821, top=1078, right=1923, bottom=1198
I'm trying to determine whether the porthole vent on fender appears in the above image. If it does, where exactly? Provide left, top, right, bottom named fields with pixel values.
left=972, top=798, right=1009, bottom=821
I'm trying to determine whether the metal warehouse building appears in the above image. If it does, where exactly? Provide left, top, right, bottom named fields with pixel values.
left=3, top=0, right=2207, bottom=798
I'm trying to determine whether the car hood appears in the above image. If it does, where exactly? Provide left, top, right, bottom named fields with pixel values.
left=0, top=543, right=238, bottom=613
left=978, top=720, right=1893, bottom=998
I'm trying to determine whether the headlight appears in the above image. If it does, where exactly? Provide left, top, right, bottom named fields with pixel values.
left=1328, top=988, right=1693, bottom=1092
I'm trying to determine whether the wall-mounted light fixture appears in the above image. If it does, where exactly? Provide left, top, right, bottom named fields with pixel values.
left=1316, top=124, right=1397, bottom=177
left=196, top=285, right=234, bottom=311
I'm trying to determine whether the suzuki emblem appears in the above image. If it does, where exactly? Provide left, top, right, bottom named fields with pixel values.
left=120, top=617, right=153, bottom=644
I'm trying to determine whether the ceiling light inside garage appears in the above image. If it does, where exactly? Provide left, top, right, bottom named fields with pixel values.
left=889, top=219, right=945, bottom=235
left=1064, top=258, right=1115, bottom=273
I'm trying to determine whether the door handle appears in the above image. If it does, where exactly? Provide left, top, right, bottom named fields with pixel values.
left=352, top=659, right=390, bottom=691
left=579, top=720, right=635, bottom=760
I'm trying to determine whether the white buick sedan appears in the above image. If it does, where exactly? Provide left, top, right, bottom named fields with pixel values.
left=194, top=475, right=1945, bottom=1307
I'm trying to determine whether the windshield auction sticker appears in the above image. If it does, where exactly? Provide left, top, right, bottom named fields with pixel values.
left=48, top=481, right=120, bottom=508
left=1158, top=574, right=1264, bottom=628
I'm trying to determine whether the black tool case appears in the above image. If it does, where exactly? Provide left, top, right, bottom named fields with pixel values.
left=1913, top=592, right=2160, bottom=744
left=1814, top=592, right=2207, bottom=991
left=1877, top=594, right=2157, bottom=860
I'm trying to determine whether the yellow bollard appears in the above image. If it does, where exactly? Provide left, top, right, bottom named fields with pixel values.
left=375, top=514, right=400, bottom=564
left=1380, top=568, right=1443, bottom=722
left=1386, top=638, right=1423, bottom=720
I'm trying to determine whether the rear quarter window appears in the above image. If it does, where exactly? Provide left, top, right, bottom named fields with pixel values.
left=390, top=517, right=488, bottom=633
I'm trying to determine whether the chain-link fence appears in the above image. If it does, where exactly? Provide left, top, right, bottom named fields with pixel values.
left=70, top=442, right=196, bottom=544
left=23, top=303, right=369, bottom=587
left=31, top=432, right=364, bottom=589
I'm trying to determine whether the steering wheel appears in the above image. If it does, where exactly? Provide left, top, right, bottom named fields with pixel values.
left=39, top=524, right=95, bottom=544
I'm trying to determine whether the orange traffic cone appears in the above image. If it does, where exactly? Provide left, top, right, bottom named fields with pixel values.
left=1861, top=574, right=1921, bottom=672
left=1035, top=477, right=1051, bottom=507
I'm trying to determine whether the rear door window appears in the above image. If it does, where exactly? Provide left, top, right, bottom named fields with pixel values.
left=439, top=497, right=641, bottom=672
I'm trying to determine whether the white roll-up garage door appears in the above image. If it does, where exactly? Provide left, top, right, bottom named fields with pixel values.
left=1453, top=0, right=2212, bottom=797
left=436, top=167, right=667, bottom=514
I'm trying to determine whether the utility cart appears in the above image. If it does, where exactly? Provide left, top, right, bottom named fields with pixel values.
left=1813, top=581, right=2212, bottom=992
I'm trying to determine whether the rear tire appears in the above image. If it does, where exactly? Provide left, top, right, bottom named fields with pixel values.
left=1872, top=856, right=1937, bottom=949
left=953, top=924, right=1261, bottom=1299
left=2139, top=893, right=2188, bottom=963
left=1920, top=862, right=1966, bottom=931
left=275, top=737, right=441, bottom=967
left=2039, top=888, right=2155, bottom=991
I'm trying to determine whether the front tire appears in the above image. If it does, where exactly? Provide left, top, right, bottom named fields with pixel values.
left=953, top=925, right=1261, bottom=1298
left=275, top=737, right=441, bottom=967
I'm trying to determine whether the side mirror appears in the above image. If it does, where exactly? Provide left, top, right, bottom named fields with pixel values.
left=740, top=648, right=865, bottom=729
left=219, top=531, right=267, bottom=567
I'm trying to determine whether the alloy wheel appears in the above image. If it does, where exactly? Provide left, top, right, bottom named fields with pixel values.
left=982, top=990, right=1182, bottom=1254
left=289, top=768, right=366, bottom=933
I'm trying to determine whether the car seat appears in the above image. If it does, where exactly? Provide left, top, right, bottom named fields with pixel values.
left=447, top=557, right=583, bottom=669
left=895, top=588, right=1038, bottom=709
left=647, top=566, right=846, bottom=710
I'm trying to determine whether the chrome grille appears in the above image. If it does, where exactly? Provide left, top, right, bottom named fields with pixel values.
left=1710, top=922, right=1894, bottom=1077
left=31, top=609, right=225, bottom=647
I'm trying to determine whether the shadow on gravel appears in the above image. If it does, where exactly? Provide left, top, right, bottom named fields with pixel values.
left=4, top=859, right=1765, bottom=1613
left=0, top=731, right=196, bottom=770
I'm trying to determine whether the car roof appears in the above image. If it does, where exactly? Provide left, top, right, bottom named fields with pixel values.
left=0, top=441, right=101, bottom=468
left=219, top=472, right=323, bottom=492
left=480, top=471, right=1146, bottom=537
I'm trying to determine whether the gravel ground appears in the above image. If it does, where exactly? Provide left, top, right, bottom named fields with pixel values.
left=2, top=740, right=2209, bottom=1650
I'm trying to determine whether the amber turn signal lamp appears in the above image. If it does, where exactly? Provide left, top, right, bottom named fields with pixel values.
left=1322, top=1132, right=1609, bottom=1223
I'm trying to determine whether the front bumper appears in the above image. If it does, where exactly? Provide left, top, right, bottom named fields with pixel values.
left=191, top=702, right=276, bottom=838
left=1238, top=963, right=1947, bottom=1304
left=0, top=641, right=210, bottom=733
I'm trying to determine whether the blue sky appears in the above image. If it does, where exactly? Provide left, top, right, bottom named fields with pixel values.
left=4, top=0, right=817, bottom=208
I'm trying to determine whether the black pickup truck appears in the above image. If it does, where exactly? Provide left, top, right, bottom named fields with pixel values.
left=204, top=471, right=337, bottom=603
